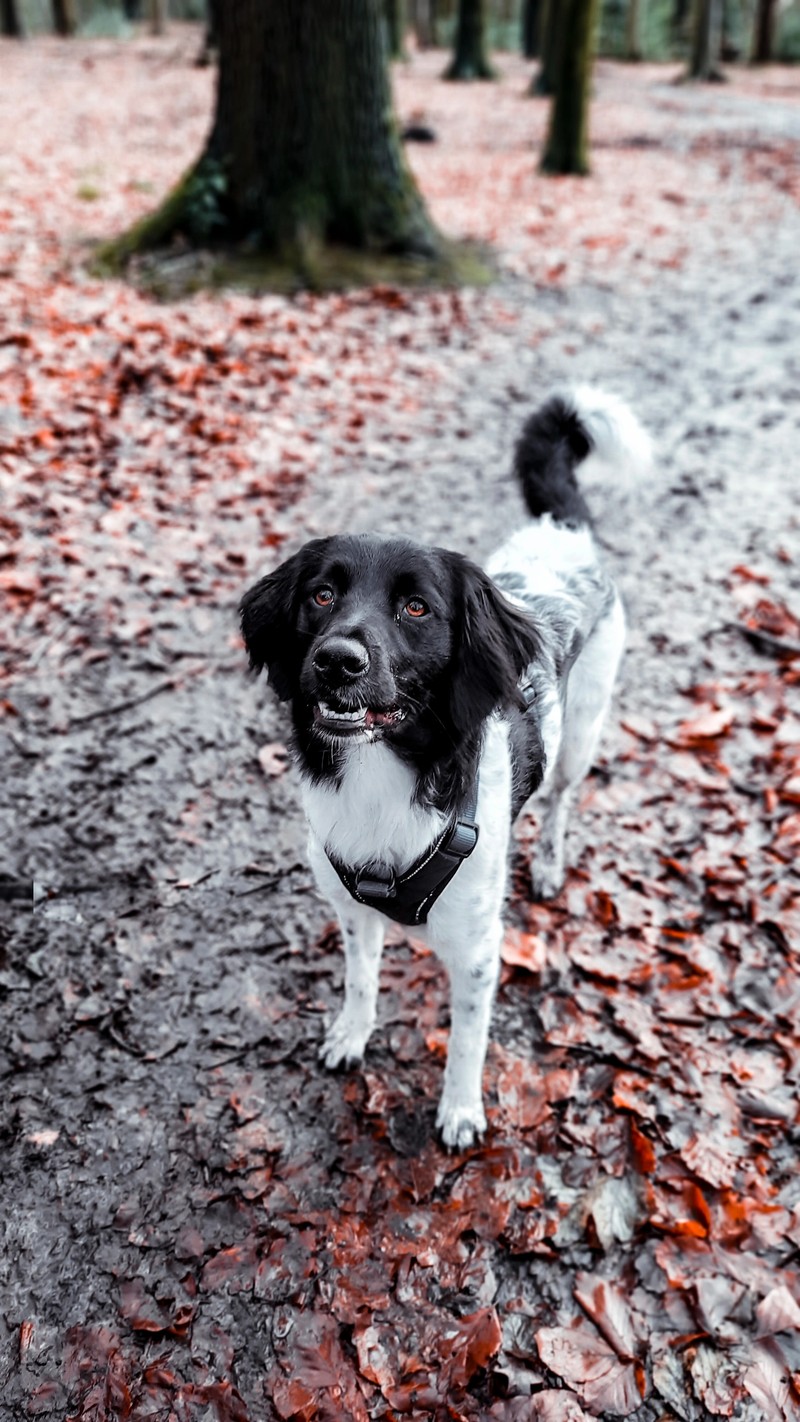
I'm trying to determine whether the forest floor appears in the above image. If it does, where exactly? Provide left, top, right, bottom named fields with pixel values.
left=1, top=29, right=800, bottom=1422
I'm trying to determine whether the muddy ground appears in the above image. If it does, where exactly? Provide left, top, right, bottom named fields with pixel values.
left=1, top=35, right=800, bottom=1422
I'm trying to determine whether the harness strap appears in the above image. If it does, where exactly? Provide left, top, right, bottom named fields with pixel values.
left=325, top=778, right=480, bottom=927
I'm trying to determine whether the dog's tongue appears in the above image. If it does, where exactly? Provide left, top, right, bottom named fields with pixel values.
left=365, top=708, right=401, bottom=728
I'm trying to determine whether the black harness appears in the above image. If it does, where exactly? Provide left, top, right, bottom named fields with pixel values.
left=325, top=780, right=480, bottom=927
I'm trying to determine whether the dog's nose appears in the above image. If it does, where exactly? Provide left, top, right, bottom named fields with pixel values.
left=313, top=637, right=370, bottom=683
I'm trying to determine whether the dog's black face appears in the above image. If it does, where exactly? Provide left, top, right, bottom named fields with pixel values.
left=241, top=534, right=543, bottom=811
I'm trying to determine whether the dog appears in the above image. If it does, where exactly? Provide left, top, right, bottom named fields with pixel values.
left=240, top=388, right=650, bottom=1148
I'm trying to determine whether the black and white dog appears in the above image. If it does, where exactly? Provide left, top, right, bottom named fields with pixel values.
left=241, top=388, right=650, bottom=1148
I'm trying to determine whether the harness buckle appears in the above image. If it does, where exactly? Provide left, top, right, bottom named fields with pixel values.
left=355, top=869, right=397, bottom=900
left=447, top=819, right=480, bottom=859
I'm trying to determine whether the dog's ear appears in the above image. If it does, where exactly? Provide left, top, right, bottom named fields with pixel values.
left=446, top=554, right=543, bottom=738
left=239, top=541, right=326, bottom=701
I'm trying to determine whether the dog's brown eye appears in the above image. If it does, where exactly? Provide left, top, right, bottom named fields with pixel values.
left=314, top=587, right=334, bottom=607
left=405, top=598, right=428, bottom=618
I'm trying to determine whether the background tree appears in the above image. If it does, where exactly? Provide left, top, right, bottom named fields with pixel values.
left=751, top=0, right=777, bottom=61
left=411, top=0, right=439, bottom=47
left=1, top=0, right=24, bottom=36
left=521, top=0, right=541, bottom=59
left=540, top=0, right=600, bottom=174
left=107, top=0, right=441, bottom=276
left=531, top=0, right=561, bottom=95
left=52, top=0, right=76, bottom=35
left=385, top=0, right=407, bottom=58
left=687, top=0, right=724, bottom=77
left=149, top=0, right=167, bottom=36
left=625, top=0, right=644, bottom=58
left=445, top=0, right=495, bottom=78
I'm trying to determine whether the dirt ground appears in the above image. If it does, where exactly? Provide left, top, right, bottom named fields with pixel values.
left=1, top=32, right=800, bottom=1422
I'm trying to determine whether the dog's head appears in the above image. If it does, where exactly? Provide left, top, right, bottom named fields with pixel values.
left=240, top=533, right=542, bottom=766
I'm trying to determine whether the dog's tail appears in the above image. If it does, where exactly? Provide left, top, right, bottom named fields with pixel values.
left=514, top=385, right=652, bottom=526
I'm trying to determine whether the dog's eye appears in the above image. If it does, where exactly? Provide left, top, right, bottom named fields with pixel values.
left=314, top=587, right=334, bottom=607
left=405, top=598, right=429, bottom=619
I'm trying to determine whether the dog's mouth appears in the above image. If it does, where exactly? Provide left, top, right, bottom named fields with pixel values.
left=313, top=700, right=406, bottom=738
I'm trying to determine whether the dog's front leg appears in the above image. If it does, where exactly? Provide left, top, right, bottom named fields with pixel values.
left=320, top=904, right=385, bottom=1070
left=434, top=925, right=502, bottom=1150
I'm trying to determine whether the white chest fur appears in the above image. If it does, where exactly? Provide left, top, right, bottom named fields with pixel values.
left=300, top=742, right=447, bottom=872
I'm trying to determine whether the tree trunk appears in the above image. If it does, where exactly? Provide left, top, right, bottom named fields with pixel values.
left=412, top=0, right=439, bottom=47
left=149, top=0, right=167, bottom=35
left=540, top=0, right=599, bottom=175
left=531, top=0, right=560, bottom=95
left=445, top=0, right=495, bottom=79
left=624, top=0, right=644, bottom=59
left=1, top=0, right=24, bottom=36
left=751, top=0, right=777, bottom=62
left=52, top=0, right=76, bottom=35
left=688, top=0, right=724, bottom=78
left=111, top=0, right=440, bottom=265
left=385, top=0, right=407, bottom=58
left=521, top=0, right=541, bottom=58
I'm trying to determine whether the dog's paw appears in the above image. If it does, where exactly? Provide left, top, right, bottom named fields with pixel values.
left=319, top=1013, right=371, bottom=1072
left=436, top=1096, right=487, bottom=1151
left=530, top=858, right=564, bottom=902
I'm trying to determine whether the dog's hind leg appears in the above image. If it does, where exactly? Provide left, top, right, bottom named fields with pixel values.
left=531, top=596, right=626, bottom=900
left=320, top=905, right=385, bottom=1070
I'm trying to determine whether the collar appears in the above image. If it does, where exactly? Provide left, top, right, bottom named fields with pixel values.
left=325, top=778, right=480, bottom=927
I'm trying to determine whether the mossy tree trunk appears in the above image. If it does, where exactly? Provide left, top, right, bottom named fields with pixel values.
left=385, top=0, right=407, bottom=58
left=445, top=0, right=495, bottom=79
left=688, top=0, right=723, bottom=77
left=530, top=0, right=560, bottom=95
left=1, top=0, right=24, bottom=36
left=624, top=0, right=644, bottom=59
left=750, top=0, right=777, bottom=62
left=521, top=0, right=541, bottom=58
left=149, top=0, right=167, bottom=36
left=52, top=0, right=76, bottom=35
left=540, top=0, right=598, bottom=174
left=110, top=0, right=440, bottom=265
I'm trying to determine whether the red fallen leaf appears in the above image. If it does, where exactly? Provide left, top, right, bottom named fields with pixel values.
left=673, top=706, right=735, bottom=746
left=19, top=1320, right=34, bottom=1356
left=269, top=1375, right=316, bottom=1422
left=501, top=926, right=546, bottom=973
left=588, top=890, right=618, bottom=927
left=258, top=741, right=289, bottom=777
left=118, top=1278, right=168, bottom=1332
left=446, top=1307, right=503, bottom=1388
left=731, top=563, right=771, bottom=585
left=574, top=1275, right=638, bottom=1359
left=536, top=1319, right=646, bottom=1416
left=742, top=1339, right=792, bottom=1421
left=496, top=1052, right=550, bottom=1130
left=756, top=1285, right=800, bottom=1337
left=201, top=1239, right=261, bottom=1292
left=527, top=1391, right=592, bottom=1420
left=629, top=1119, right=656, bottom=1175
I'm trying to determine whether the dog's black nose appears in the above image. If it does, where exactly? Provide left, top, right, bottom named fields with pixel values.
left=313, top=637, right=370, bottom=683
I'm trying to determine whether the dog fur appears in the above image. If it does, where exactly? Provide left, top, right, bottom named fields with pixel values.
left=240, top=388, right=651, bottom=1148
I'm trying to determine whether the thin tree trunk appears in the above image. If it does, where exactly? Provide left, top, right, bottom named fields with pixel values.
left=52, top=0, right=76, bottom=35
left=624, top=0, right=644, bottom=59
left=688, top=0, right=723, bottom=77
left=1, top=0, right=24, bottom=36
left=531, top=0, right=560, bottom=94
left=385, top=0, right=407, bottom=58
left=149, top=0, right=167, bottom=36
left=521, top=0, right=540, bottom=57
left=445, top=0, right=495, bottom=79
left=540, top=0, right=599, bottom=174
left=751, top=0, right=777, bottom=62
left=412, top=0, right=439, bottom=46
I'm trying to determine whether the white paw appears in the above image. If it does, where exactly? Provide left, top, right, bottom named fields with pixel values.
left=436, top=1095, right=487, bottom=1151
left=531, top=858, right=564, bottom=902
left=319, top=1012, right=372, bottom=1071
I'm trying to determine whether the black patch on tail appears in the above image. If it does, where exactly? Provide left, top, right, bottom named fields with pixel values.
left=514, top=395, right=593, bottom=526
